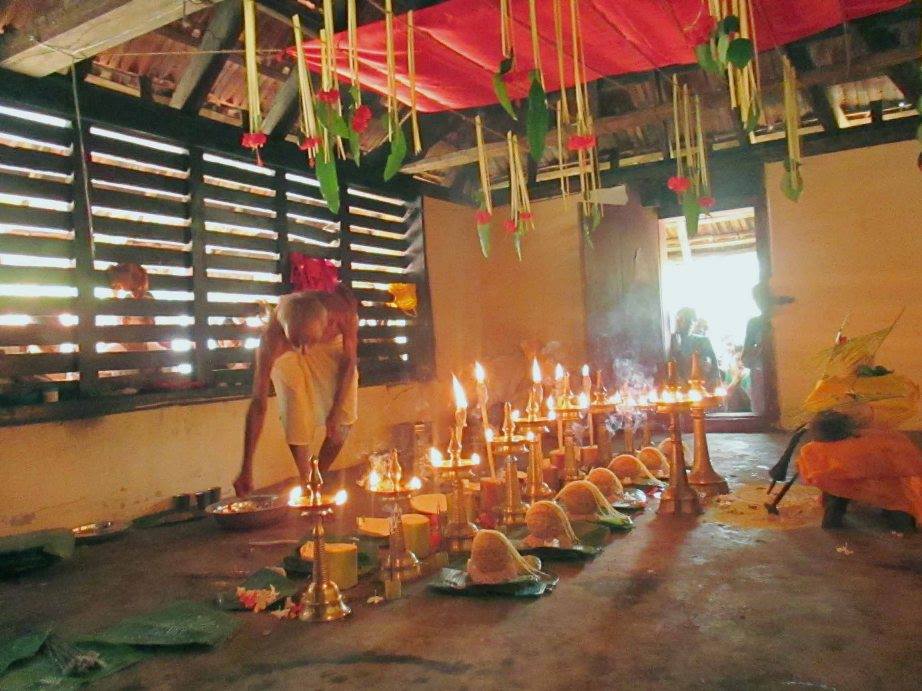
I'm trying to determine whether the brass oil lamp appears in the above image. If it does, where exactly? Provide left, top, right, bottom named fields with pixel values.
left=429, top=428, right=481, bottom=553
left=686, top=352, right=730, bottom=496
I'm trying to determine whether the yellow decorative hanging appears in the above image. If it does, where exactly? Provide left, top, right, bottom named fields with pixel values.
left=667, top=77, right=714, bottom=237
left=292, top=15, right=319, bottom=163
left=474, top=115, right=493, bottom=257
left=407, top=10, right=422, bottom=155
left=780, top=55, right=804, bottom=201
left=387, top=283, right=418, bottom=316
left=240, top=0, right=266, bottom=162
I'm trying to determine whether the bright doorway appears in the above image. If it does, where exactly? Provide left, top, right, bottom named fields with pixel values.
left=659, top=207, right=768, bottom=418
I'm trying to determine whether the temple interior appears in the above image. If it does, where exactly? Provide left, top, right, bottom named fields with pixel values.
left=0, top=1, right=920, bottom=689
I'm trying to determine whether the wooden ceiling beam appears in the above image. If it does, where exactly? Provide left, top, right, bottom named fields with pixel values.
left=854, top=16, right=922, bottom=105
left=400, top=43, right=920, bottom=175
left=0, top=0, right=215, bottom=77
left=170, top=0, right=243, bottom=112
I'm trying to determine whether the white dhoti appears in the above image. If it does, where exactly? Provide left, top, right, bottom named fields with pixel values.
left=270, top=335, right=358, bottom=446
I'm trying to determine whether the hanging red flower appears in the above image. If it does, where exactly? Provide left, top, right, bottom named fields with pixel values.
left=241, top=132, right=267, bottom=149
left=351, top=104, right=372, bottom=133
left=298, top=136, right=319, bottom=151
left=686, top=13, right=718, bottom=45
left=290, top=252, right=340, bottom=293
left=317, top=89, right=339, bottom=105
left=667, top=176, right=691, bottom=193
left=566, top=134, right=597, bottom=152
left=698, top=195, right=716, bottom=209
left=503, top=218, right=518, bottom=234
left=519, top=211, right=534, bottom=222
left=475, top=209, right=492, bottom=225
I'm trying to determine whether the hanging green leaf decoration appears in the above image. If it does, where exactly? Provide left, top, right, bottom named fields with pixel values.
left=512, top=230, right=524, bottom=261
left=781, top=160, right=804, bottom=201
left=492, top=72, right=518, bottom=120
left=316, top=150, right=340, bottom=214
left=721, top=15, right=741, bottom=35
left=526, top=71, right=549, bottom=163
left=348, top=126, right=361, bottom=165
left=695, top=43, right=722, bottom=75
left=727, top=38, right=754, bottom=69
left=682, top=193, right=701, bottom=237
left=716, top=33, right=731, bottom=65
left=744, top=101, right=761, bottom=133
left=477, top=222, right=491, bottom=258
left=316, top=102, right=351, bottom=139
left=383, top=119, right=407, bottom=181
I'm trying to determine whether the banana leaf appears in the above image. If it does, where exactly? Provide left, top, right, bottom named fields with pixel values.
left=282, top=534, right=378, bottom=578
left=744, top=101, right=761, bottom=133
left=492, top=73, right=517, bottom=121
left=92, top=601, right=238, bottom=648
left=383, top=121, right=407, bottom=181
left=682, top=193, right=701, bottom=237
left=517, top=542, right=601, bottom=561
left=0, top=642, right=144, bottom=690
left=476, top=222, right=491, bottom=258
left=717, top=33, right=731, bottom=66
left=781, top=162, right=803, bottom=202
left=316, top=153, right=340, bottom=214
left=526, top=71, right=549, bottom=162
left=427, top=568, right=556, bottom=597
left=0, top=630, right=49, bottom=676
left=348, top=127, right=361, bottom=165
left=512, top=230, right=523, bottom=261
left=727, top=38, right=753, bottom=69
left=0, top=531, right=74, bottom=578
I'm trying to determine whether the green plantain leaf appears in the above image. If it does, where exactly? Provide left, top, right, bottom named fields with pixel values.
left=316, top=102, right=351, bottom=139
left=744, top=101, right=761, bottom=133
left=498, top=55, right=515, bottom=75
left=721, top=15, right=741, bottom=35
left=781, top=164, right=803, bottom=202
left=492, top=72, right=518, bottom=120
left=315, top=152, right=340, bottom=214
left=526, top=71, right=549, bottom=162
left=695, top=43, right=721, bottom=75
left=512, top=230, right=524, bottom=261
left=727, top=37, right=754, bottom=69
left=682, top=193, right=701, bottom=237
left=0, top=630, right=50, bottom=676
left=383, top=120, right=407, bottom=181
left=717, top=33, right=731, bottom=65
left=477, top=222, right=491, bottom=258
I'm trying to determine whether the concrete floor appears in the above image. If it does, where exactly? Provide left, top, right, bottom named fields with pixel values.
left=2, top=433, right=921, bottom=690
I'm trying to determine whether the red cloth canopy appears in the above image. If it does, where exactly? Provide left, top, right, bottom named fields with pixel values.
left=297, top=0, right=906, bottom=113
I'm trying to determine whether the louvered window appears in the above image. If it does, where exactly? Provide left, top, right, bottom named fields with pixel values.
left=0, top=99, right=433, bottom=424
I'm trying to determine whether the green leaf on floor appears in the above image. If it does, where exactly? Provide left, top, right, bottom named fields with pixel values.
left=0, top=642, right=144, bottom=690
left=0, top=630, right=50, bottom=676
left=91, top=601, right=239, bottom=648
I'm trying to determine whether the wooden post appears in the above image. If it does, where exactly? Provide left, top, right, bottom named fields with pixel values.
left=187, top=148, right=212, bottom=386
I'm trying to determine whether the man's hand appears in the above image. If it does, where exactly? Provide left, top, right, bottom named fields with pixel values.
left=233, top=472, right=253, bottom=498
left=326, top=412, right=346, bottom=445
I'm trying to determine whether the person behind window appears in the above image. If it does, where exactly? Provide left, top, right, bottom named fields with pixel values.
left=668, top=307, right=720, bottom=388
left=234, top=284, right=359, bottom=497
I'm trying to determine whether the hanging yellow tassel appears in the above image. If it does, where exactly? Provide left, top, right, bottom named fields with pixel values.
left=475, top=115, right=493, bottom=216
left=527, top=0, right=543, bottom=86
left=384, top=0, right=398, bottom=140
left=347, top=0, right=359, bottom=93
left=407, top=10, right=422, bottom=154
left=781, top=55, right=804, bottom=201
left=553, top=0, right=570, bottom=124
left=240, top=0, right=265, bottom=162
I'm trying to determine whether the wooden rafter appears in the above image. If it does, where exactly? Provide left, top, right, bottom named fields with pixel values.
left=0, top=0, right=214, bottom=77
left=170, top=0, right=243, bottom=113
left=785, top=43, right=839, bottom=132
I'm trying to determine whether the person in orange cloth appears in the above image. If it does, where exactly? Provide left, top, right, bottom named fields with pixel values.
left=795, top=317, right=921, bottom=530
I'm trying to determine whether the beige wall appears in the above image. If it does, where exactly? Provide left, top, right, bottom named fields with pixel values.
left=766, top=140, right=922, bottom=429
left=0, top=196, right=589, bottom=535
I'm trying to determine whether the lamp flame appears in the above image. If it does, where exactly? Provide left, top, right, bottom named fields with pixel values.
left=531, top=358, right=542, bottom=383
left=471, top=453, right=481, bottom=466
left=554, top=363, right=564, bottom=381
left=452, top=374, right=468, bottom=410
left=581, top=364, right=589, bottom=377
left=714, top=386, right=728, bottom=397
left=408, top=476, right=422, bottom=491
left=333, top=489, right=348, bottom=506
left=689, top=389, right=703, bottom=403
left=288, top=485, right=303, bottom=505
left=525, top=430, right=535, bottom=441
left=474, top=361, right=486, bottom=384
left=577, top=392, right=590, bottom=410
left=429, top=447, right=444, bottom=467
left=485, top=427, right=494, bottom=441
left=367, top=469, right=381, bottom=490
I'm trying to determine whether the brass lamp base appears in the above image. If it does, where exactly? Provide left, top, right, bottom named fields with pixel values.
left=658, top=482, right=704, bottom=515
left=525, top=482, right=553, bottom=503
left=299, top=581, right=352, bottom=622
left=443, top=523, right=477, bottom=553
left=381, top=550, right=422, bottom=580
left=688, top=471, right=729, bottom=497
left=501, top=505, right=527, bottom=528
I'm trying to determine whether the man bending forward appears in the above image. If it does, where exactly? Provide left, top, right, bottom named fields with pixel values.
left=234, top=286, right=358, bottom=496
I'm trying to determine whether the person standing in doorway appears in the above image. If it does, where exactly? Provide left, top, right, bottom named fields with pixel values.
left=668, top=307, right=720, bottom=388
